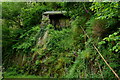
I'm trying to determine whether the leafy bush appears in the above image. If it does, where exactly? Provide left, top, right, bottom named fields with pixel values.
left=99, top=29, right=120, bottom=53
left=46, top=28, right=73, bottom=52
left=13, top=25, right=40, bottom=54
left=90, top=2, right=119, bottom=19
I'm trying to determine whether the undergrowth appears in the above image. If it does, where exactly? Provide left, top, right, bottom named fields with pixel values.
left=2, top=2, right=120, bottom=79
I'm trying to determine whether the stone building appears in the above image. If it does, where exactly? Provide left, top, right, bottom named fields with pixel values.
left=41, top=11, right=70, bottom=30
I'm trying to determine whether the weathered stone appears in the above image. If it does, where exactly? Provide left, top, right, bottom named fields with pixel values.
left=40, top=11, right=70, bottom=29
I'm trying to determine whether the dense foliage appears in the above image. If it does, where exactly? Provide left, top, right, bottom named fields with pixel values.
left=2, top=2, right=120, bottom=79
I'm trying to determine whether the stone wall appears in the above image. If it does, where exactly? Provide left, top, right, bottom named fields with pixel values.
left=41, top=14, right=70, bottom=29
left=40, top=14, right=50, bottom=28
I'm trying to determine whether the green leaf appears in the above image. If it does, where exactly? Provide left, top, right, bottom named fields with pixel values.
left=98, top=41, right=106, bottom=45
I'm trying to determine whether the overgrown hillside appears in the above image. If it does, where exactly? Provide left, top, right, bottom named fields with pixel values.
left=2, top=2, right=120, bottom=79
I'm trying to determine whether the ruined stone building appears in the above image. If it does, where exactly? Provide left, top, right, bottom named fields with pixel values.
left=41, top=11, right=70, bottom=30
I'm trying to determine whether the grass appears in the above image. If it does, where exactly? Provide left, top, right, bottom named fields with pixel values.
left=3, top=71, right=48, bottom=78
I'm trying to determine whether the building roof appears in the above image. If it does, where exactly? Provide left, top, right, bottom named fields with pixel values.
left=43, top=11, right=66, bottom=15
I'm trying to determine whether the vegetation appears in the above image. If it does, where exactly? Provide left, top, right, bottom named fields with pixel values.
left=2, top=2, right=120, bottom=79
